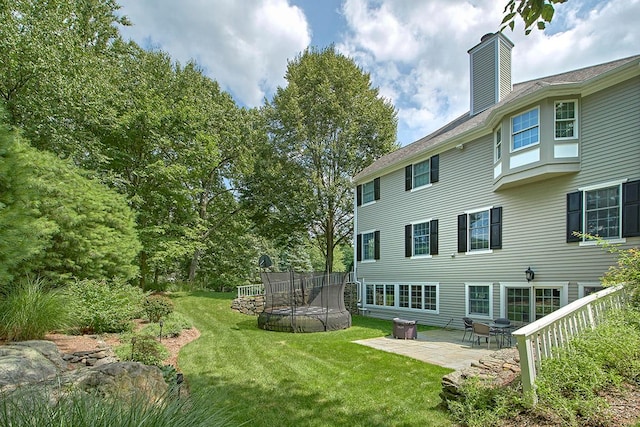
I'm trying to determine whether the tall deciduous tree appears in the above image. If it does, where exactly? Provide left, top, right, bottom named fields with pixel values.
left=243, top=46, right=397, bottom=273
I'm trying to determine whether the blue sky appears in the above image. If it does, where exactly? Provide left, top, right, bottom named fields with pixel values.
left=117, top=0, right=640, bottom=146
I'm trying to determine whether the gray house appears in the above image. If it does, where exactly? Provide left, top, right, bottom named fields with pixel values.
left=353, top=32, right=640, bottom=329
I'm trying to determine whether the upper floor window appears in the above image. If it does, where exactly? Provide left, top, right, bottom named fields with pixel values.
left=511, top=107, right=539, bottom=151
left=357, top=230, right=380, bottom=261
left=566, top=179, right=640, bottom=243
left=555, top=100, right=577, bottom=139
left=356, top=178, right=380, bottom=206
left=458, top=207, right=502, bottom=253
left=405, top=154, right=439, bottom=191
left=405, top=220, right=439, bottom=257
left=494, top=126, right=502, bottom=162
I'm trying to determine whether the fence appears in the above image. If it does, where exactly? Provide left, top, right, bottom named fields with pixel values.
left=237, top=283, right=264, bottom=298
left=512, top=284, right=626, bottom=403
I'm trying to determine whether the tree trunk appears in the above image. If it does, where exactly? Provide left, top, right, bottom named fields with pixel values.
left=188, top=248, right=201, bottom=282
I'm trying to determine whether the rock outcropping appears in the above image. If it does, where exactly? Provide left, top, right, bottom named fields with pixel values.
left=0, top=340, right=167, bottom=401
left=441, top=348, right=521, bottom=402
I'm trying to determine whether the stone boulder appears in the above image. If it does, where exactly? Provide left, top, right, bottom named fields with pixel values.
left=0, top=340, right=66, bottom=388
left=441, top=348, right=520, bottom=403
left=0, top=340, right=167, bottom=402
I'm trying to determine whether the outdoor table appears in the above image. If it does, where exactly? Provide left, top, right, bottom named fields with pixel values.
left=489, top=322, right=512, bottom=348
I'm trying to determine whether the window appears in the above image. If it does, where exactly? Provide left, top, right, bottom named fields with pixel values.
left=357, top=230, right=380, bottom=261
left=366, top=284, right=395, bottom=306
left=399, top=284, right=438, bottom=311
left=356, top=178, right=379, bottom=206
left=405, top=154, right=439, bottom=191
left=494, top=126, right=502, bottom=162
left=458, top=207, right=502, bottom=253
left=502, top=283, right=567, bottom=323
left=466, top=284, right=492, bottom=317
left=566, top=180, right=640, bottom=242
left=535, top=288, right=561, bottom=320
left=507, top=288, right=530, bottom=322
left=555, top=100, right=577, bottom=139
left=511, top=108, right=539, bottom=150
left=405, top=220, right=439, bottom=257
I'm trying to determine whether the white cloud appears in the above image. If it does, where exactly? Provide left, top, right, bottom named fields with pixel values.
left=118, top=0, right=311, bottom=106
left=117, top=0, right=640, bottom=146
left=337, top=0, right=640, bottom=144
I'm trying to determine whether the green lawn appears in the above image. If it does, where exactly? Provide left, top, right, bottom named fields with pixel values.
left=172, top=291, right=454, bottom=427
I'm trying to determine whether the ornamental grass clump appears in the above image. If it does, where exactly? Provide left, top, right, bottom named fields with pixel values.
left=0, top=277, right=73, bottom=341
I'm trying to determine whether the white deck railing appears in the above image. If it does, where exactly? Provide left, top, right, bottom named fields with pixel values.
left=237, top=283, right=264, bottom=298
left=512, top=284, right=626, bottom=403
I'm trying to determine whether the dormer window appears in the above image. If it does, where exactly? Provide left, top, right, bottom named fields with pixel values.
left=512, top=107, right=539, bottom=151
left=555, top=100, right=578, bottom=139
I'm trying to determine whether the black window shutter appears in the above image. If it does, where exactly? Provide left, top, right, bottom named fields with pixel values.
left=457, top=214, right=467, bottom=253
left=490, top=207, right=502, bottom=249
left=430, top=219, right=439, bottom=255
left=374, top=230, right=380, bottom=260
left=622, top=179, right=640, bottom=237
left=430, top=155, right=439, bottom=183
left=566, top=191, right=583, bottom=242
left=374, top=177, right=380, bottom=201
left=356, top=234, right=362, bottom=261
left=405, top=165, right=413, bottom=191
left=405, top=225, right=412, bottom=257
left=356, top=185, right=362, bottom=206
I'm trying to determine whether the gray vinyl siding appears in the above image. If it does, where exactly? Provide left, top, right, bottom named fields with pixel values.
left=499, top=41, right=512, bottom=100
left=356, top=76, right=640, bottom=328
left=471, top=42, right=497, bottom=115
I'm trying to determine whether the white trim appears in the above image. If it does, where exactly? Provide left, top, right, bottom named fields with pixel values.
left=363, top=282, right=440, bottom=314
left=465, top=249, right=493, bottom=256
left=465, top=283, right=494, bottom=320
left=579, top=238, right=626, bottom=246
left=553, top=99, right=579, bottom=140
left=494, top=162, right=502, bottom=178
left=410, top=183, right=432, bottom=192
left=510, top=146, right=540, bottom=168
left=578, top=282, right=603, bottom=298
left=554, top=143, right=579, bottom=158
left=410, top=254, right=433, bottom=260
left=410, top=218, right=433, bottom=225
left=360, top=200, right=376, bottom=208
left=578, top=178, right=628, bottom=192
left=464, top=205, right=493, bottom=215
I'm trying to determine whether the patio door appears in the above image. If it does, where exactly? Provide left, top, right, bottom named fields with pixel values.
left=504, top=285, right=564, bottom=323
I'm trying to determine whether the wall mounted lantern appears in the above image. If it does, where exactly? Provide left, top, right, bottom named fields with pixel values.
left=525, top=266, right=535, bottom=282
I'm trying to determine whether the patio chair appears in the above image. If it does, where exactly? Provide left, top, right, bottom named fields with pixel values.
left=492, top=317, right=513, bottom=347
left=462, top=317, right=474, bottom=342
left=472, top=322, right=497, bottom=349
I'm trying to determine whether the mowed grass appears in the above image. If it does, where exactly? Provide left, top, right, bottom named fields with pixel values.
left=171, top=291, right=454, bottom=427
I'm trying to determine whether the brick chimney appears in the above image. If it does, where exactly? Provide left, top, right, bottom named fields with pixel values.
left=468, top=32, right=514, bottom=116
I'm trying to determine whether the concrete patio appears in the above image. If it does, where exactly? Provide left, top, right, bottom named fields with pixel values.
left=353, top=328, right=509, bottom=371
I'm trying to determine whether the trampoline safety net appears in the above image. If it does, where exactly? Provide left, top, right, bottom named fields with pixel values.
left=257, top=272, right=352, bottom=333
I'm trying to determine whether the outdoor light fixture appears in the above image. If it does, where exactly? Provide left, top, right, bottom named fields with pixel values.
left=525, top=267, right=535, bottom=282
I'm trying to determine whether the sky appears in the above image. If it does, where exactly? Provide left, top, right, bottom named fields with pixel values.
left=116, top=0, right=640, bottom=147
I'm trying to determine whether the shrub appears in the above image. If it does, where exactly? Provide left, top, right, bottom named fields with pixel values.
left=0, top=277, right=73, bottom=341
left=139, top=312, right=193, bottom=339
left=66, top=279, right=145, bottom=334
left=446, top=377, right=520, bottom=427
left=115, top=333, right=169, bottom=366
left=144, top=294, right=174, bottom=322
left=0, top=387, right=238, bottom=427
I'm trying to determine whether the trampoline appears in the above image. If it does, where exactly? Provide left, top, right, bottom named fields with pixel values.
left=257, top=271, right=352, bottom=333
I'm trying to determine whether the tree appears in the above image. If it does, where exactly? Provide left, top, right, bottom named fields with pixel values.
left=242, top=46, right=397, bottom=273
left=0, top=0, right=129, bottom=164
left=0, top=121, right=141, bottom=284
left=501, top=0, right=567, bottom=34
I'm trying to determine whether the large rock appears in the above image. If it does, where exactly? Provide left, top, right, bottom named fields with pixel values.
left=441, top=348, right=520, bottom=403
left=0, top=341, right=66, bottom=388
left=0, top=340, right=167, bottom=402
